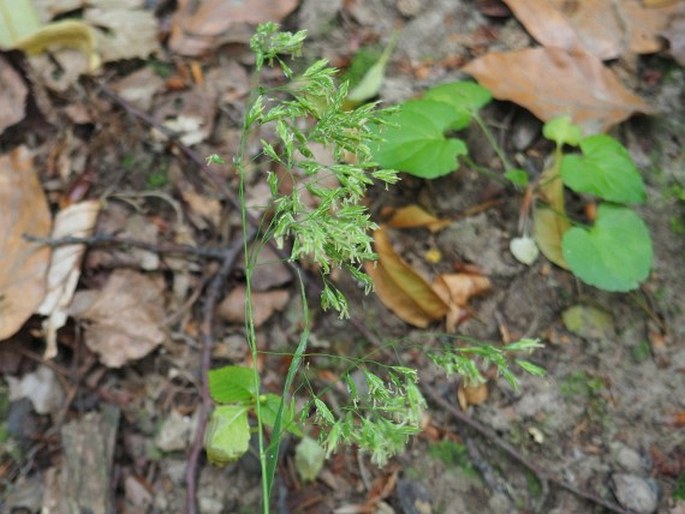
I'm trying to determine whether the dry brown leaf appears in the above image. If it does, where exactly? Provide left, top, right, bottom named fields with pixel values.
left=178, top=186, right=222, bottom=229
left=248, top=244, right=292, bottom=292
left=503, top=0, right=677, bottom=59
left=111, top=67, right=165, bottom=111
left=218, top=286, right=290, bottom=328
left=533, top=166, right=570, bottom=269
left=70, top=270, right=166, bottom=368
left=366, top=228, right=448, bottom=328
left=0, top=56, right=28, bottom=136
left=37, top=200, right=101, bottom=359
left=463, top=47, right=655, bottom=133
left=169, top=0, right=300, bottom=56
left=432, top=273, right=491, bottom=332
left=85, top=6, right=159, bottom=63
left=386, top=205, right=451, bottom=233
left=457, top=382, right=489, bottom=409
left=0, top=147, right=52, bottom=341
left=6, top=365, right=65, bottom=415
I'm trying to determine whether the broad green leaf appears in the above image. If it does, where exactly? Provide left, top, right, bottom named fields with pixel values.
left=0, top=0, right=41, bottom=48
left=365, top=227, right=448, bottom=327
left=208, top=366, right=257, bottom=403
left=294, top=436, right=326, bottom=482
left=347, top=32, right=398, bottom=104
left=371, top=99, right=468, bottom=178
left=423, top=81, right=492, bottom=130
left=259, top=393, right=302, bottom=437
left=543, top=115, right=583, bottom=147
left=0, top=0, right=100, bottom=72
left=204, top=405, right=250, bottom=466
left=562, top=204, right=652, bottom=291
left=561, top=135, right=646, bottom=204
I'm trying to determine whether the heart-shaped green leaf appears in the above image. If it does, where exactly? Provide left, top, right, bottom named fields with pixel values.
left=561, top=135, right=646, bottom=204
left=208, top=366, right=257, bottom=403
left=562, top=204, right=652, bottom=291
left=371, top=99, right=468, bottom=178
left=423, top=81, right=492, bottom=130
left=204, top=405, right=250, bottom=466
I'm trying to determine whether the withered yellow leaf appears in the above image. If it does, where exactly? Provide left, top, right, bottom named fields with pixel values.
left=366, top=227, right=448, bottom=327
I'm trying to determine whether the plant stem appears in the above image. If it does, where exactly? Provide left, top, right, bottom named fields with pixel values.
left=235, top=75, right=271, bottom=514
left=473, top=112, right=514, bottom=172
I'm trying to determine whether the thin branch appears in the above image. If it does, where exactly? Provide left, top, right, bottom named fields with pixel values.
left=185, top=228, right=256, bottom=514
left=24, top=233, right=227, bottom=260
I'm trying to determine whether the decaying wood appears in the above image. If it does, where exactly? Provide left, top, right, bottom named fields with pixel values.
left=43, top=405, right=120, bottom=514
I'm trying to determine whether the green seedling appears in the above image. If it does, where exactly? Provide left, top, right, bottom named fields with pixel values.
left=371, top=80, right=653, bottom=291
left=542, top=116, right=653, bottom=291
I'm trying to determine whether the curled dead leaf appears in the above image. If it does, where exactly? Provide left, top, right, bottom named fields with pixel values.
left=366, top=228, right=448, bottom=328
left=432, top=273, right=491, bottom=332
left=457, top=382, right=489, bottom=410
left=37, top=200, right=101, bottom=359
left=385, top=205, right=451, bottom=233
left=533, top=165, right=570, bottom=269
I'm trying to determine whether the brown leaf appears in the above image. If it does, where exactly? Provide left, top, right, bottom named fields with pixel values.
left=457, top=382, right=489, bottom=409
left=70, top=270, right=166, bottom=368
left=169, top=0, right=300, bottom=56
left=247, top=244, right=292, bottom=292
left=432, top=273, right=491, bottom=332
left=503, top=0, right=676, bottom=59
left=0, top=56, right=27, bottom=136
left=463, top=47, right=655, bottom=133
left=533, top=166, right=570, bottom=269
left=366, top=228, right=448, bottom=328
left=386, top=205, right=451, bottom=233
left=218, top=286, right=290, bottom=328
left=0, top=147, right=52, bottom=341
left=37, top=200, right=101, bottom=359
left=85, top=6, right=159, bottom=63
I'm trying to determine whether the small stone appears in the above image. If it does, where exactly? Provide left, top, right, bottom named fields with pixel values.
left=155, top=410, right=197, bottom=452
left=612, top=473, right=659, bottom=513
left=397, top=0, right=422, bottom=17
left=610, top=442, right=644, bottom=472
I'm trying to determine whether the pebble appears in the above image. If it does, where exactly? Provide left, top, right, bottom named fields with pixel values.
left=612, top=473, right=659, bottom=513
left=609, top=441, right=644, bottom=472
